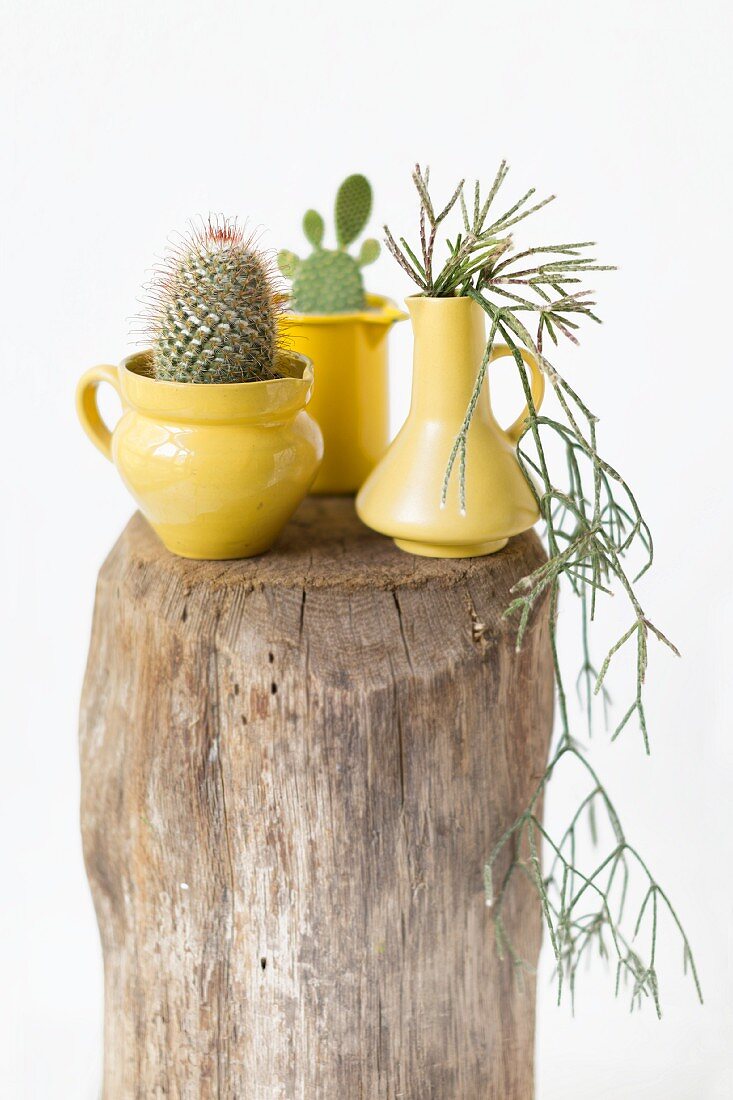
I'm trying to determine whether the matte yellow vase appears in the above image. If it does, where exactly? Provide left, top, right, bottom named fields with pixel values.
left=279, top=294, right=406, bottom=494
left=76, top=350, right=323, bottom=560
left=356, top=295, right=545, bottom=558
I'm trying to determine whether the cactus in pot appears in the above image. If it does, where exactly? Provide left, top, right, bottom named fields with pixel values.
left=144, top=217, right=283, bottom=383
left=275, top=173, right=403, bottom=494
left=277, top=174, right=380, bottom=313
left=77, top=214, right=323, bottom=560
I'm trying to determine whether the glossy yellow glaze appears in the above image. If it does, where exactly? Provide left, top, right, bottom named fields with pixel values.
left=76, top=351, right=323, bottom=559
left=356, top=295, right=545, bottom=558
left=279, top=293, right=406, bottom=494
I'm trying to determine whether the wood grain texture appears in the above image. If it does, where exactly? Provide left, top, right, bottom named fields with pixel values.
left=80, top=498, right=554, bottom=1099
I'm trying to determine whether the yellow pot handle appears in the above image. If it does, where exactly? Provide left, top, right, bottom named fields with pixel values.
left=490, top=344, right=545, bottom=444
left=76, top=364, right=122, bottom=461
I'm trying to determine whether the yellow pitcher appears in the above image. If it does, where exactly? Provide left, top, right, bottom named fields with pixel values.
left=76, top=350, right=323, bottom=560
left=280, top=294, right=406, bottom=494
left=356, top=295, right=545, bottom=558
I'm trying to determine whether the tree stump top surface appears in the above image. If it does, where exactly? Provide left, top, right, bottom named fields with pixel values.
left=114, top=497, right=545, bottom=594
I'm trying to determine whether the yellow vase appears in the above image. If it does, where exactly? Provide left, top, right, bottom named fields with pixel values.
left=76, top=350, right=323, bottom=560
left=356, top=295, right=545, bottom=558
left=279, top=293, right=406, bottom=494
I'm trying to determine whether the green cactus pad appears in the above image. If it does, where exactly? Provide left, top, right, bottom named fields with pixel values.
left=358, top=238, right=381, bottom=267
left=335, top=174, right=372, bottom=247
left=277, top=249, right=300, bottom=279
left=146, top=219, right=282, bottom=384
left=303, top=210, right=324, bottom=248
left=291, top=250, right=365, bottom=313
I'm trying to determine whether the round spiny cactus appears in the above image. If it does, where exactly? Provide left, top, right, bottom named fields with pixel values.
left=277, top=174, right=380, bottom=314
left=143, top=218, right=282, bottom=383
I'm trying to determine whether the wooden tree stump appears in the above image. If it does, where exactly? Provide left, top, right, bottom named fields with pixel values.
left=80, top=498, right=553, bottom=1100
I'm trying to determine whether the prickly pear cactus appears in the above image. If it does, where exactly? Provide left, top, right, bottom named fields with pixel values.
left=277, top=174, right=380, bottom=313
left=144, top=218, right=282, bottom=383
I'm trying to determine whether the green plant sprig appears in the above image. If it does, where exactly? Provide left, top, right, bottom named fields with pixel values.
left=385, top=164, right=701, bottom=1015
left=486, top=745, right=702, bottom=1017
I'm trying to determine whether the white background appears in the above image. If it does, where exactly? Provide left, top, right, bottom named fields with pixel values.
left=2, top=1, right=731, bottom=1096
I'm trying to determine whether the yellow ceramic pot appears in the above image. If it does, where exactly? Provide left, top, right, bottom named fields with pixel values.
left=76, top=350, right=323, bottom=560
left=279, top=293, right=406, bottom=494
left=356, top=295, right=545, bottom=558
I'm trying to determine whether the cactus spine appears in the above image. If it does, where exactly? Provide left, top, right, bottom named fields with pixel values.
left=278, top=174, right=380, bottom=314
left=144, top=218, right=282, bottom=383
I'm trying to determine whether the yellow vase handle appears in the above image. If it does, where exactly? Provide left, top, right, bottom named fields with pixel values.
left=76, top=364, right=122, bottom=461
left=489, top=344, right=545, bottom=444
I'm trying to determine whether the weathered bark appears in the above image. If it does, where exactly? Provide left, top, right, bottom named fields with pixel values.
left=80, top=498, right=553, bottom=1100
